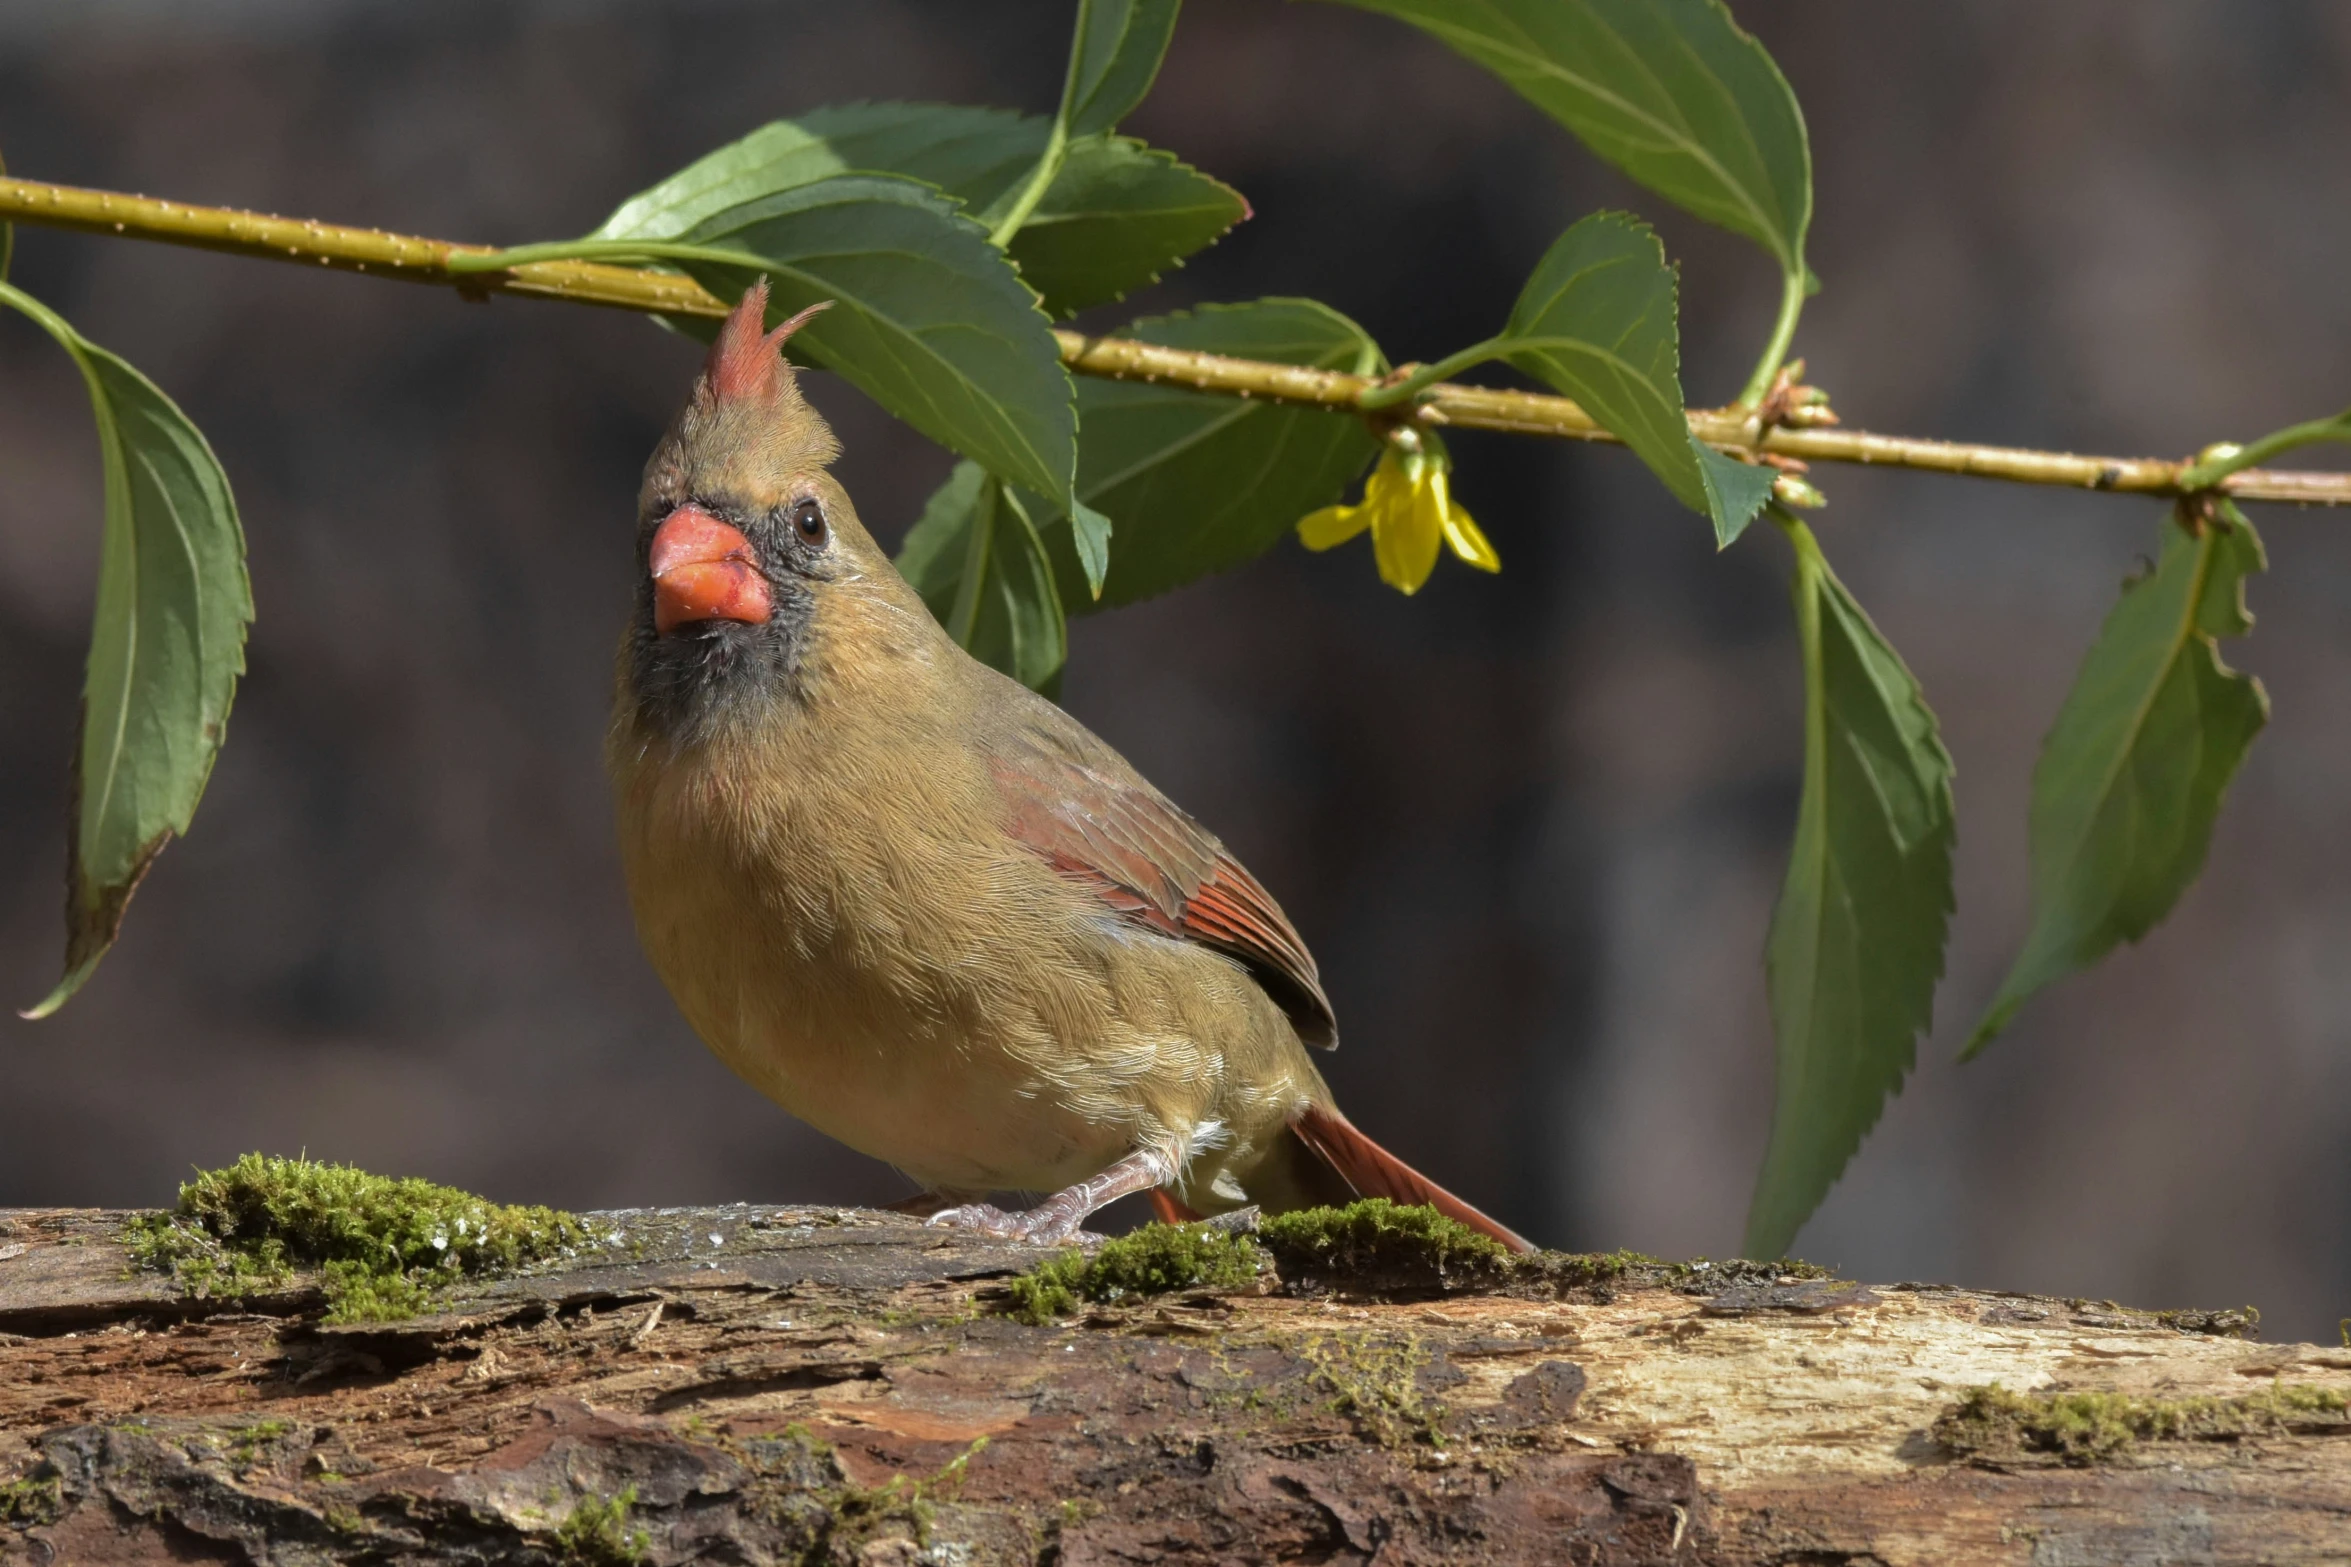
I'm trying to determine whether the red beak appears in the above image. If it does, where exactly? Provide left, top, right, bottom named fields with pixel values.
left=649, top=506, right=772, bottom=634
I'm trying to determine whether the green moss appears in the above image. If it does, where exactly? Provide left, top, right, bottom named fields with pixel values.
left=0, top=1473, right=63, bottom=1529
left=1299, top=1331, right=1447, bottom=1450
left=124, top=1153, right=595, bottom=1324
left=229, top=1417, right=294, bottom=1467
left=1003, top=1223, right=1263, bottom=1325
left=1937, top=1382, right=2351, bottom=1465
left=1539, top=1248, right=1663, bottom=1290
left=722, top=1423, right=990, bottom=1558
left=1258, top=1200, right=1509, bottom=1288
left=829, top=1438, right=985, bottom=1548
left=555, top=1486, right=649, bottom=1566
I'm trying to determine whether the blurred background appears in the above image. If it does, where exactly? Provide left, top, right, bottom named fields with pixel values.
left=3, top=1, right=2348, bottom=1341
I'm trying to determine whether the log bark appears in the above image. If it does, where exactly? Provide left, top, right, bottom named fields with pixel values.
left=2, top=1205, right=2346, bottom=1565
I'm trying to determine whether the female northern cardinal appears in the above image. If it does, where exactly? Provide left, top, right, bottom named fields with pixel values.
left=609, top=282, right=1528, bottom=1251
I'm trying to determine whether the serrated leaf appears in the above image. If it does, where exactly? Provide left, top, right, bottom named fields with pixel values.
left=1065, top=0, right=1183, bottom=139
left=658, top=174, right=1078, bottom=509
left=1068, top=499, right=1113, bottom=597
left=2, top=282, right=252, bottom=1017
left=1320, top=0, right=1810, bottom=279
left=895, top=304, right=1376, bottom=656
left=1009, top=136, right=1246, bottom=317
left=1965, top=505, right=2268, bottom=1057
left=597, top=104, right=1241, bottom=324
left=595, top=103, right=1045, bottom=243
left=1499, top=211, right=1771, bottom=546
left=1038, top=298, right=1385, bottom=609
left=898, top=463, right=1070, bottom=690
left=1698, top=445, right=1778, bottom=548
left=1746, top=516, right=1955, bottom=1259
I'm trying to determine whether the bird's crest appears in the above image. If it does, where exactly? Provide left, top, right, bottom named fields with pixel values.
left=676, top=280, right=841, bottom=478
left=701, top=279, right=832, bottom=407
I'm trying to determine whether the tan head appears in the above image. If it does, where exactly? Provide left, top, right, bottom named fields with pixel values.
left=624, top=281, right=935, bottom=746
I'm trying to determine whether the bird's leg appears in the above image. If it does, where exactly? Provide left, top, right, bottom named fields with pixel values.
left=926, top=1148, right=1175, bottom=1244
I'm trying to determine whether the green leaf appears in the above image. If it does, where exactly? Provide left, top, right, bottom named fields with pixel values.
left=597, top=104, right=1047, bottom=244
left=660, top=174, right=1079, bottom=509
left=1965, top=505, right=2268, bottom=1057
left=1499, top=211, right=1771, bottom=546
left=1320, top=0, right=1811, bottom=279
left=896, top=460, right=990, bottom=603
left=596, top=103, right=1242, bottom=324
left=1008, top=135, right=1246, bottom=318
left=1746, top=515, right=1955, bottom=1259
left=991, top=489, right=1072, bottom=689
left=1698, top=446, right=1779, bottom=548
left=898, top=464, right=1070, bottom=690
left=1064, top=0, right=1183, bottom=138
left=1068, top=499, right=1114, bottom=598
left=1035, top=298, right=1385, bottom=609
left=1, top=282, right=252, bottom=1017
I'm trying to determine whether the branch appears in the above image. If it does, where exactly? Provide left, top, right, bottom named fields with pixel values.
left=3, top=1202, right=2344, bottom=1564
left=4, top=175, right=2345, bottom=507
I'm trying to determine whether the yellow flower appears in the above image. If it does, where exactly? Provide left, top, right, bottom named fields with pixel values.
left=1295, top=444, right=1499, bottom=594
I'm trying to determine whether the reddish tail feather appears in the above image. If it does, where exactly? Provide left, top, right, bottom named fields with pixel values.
left=1288, top=1103, right=1532, bottom=1253
left=1147, top=1189, right=1202, bottom=1226
left=1148, top=1106, right=1532, bottom=1253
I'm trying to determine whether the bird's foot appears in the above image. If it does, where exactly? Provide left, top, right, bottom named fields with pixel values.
left=924, top=1201, right=1086, bottom=1245
left=922, top=1148, right=1177, bottom=1246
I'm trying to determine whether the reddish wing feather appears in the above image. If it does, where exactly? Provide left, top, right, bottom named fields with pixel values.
left=991, top=735, right=1337, bottom=1050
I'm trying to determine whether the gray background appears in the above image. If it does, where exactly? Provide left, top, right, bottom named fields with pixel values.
left=3, top=2, right=2347, bottom=1341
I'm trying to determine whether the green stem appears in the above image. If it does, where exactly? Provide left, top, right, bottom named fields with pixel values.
left=1736, top=266, right=1809, bottom=409
left=4, top=173, right=2349, bottom=505
left=2179, top=408, right=2351, bottom=490
left=988, top=117, right=1070, bottom=250
left=0, top=277, right=85, bottom=361
left=987, top=0, right=1093, bottom=249
left=0, top=280, right=118, bottom=457
left=1355, top=337, right=1510, bottom=412
left=444, top=239, right=771, bottom=275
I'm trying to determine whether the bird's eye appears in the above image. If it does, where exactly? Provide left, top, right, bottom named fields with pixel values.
left=790, top=498, right=828, bottom=546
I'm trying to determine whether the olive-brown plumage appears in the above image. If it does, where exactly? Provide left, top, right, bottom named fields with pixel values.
left=610, top=284, right=1525, bottom=1247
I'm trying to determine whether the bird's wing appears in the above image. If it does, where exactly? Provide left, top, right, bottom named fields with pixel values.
left=988, top=713, right=1338, bottom=1050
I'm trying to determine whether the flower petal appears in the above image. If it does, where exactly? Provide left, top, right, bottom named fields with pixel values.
left=1296, top=502, right=1369, bottom=551
left=1363, top=447, right=1412, bottom=508
left=1375, top=469, right=1444, bottom=595
left=1436, top=477, right=1501, bottom=573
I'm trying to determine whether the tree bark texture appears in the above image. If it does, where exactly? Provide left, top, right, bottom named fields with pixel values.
left=2, top=1205, right=2346, bottom=1565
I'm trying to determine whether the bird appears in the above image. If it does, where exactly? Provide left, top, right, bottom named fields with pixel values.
left=607, top=280, right=1529, bottom=1252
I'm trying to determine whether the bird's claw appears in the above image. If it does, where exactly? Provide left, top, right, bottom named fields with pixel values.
left=924, top=1202, right=1085, bottom=1244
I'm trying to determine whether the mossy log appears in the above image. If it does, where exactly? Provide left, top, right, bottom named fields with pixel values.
left=3, top=1204, right=2348, bottom=1565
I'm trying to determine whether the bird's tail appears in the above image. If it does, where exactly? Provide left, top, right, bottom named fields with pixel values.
left=1150, top=1103, right=1532, bottom=1254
